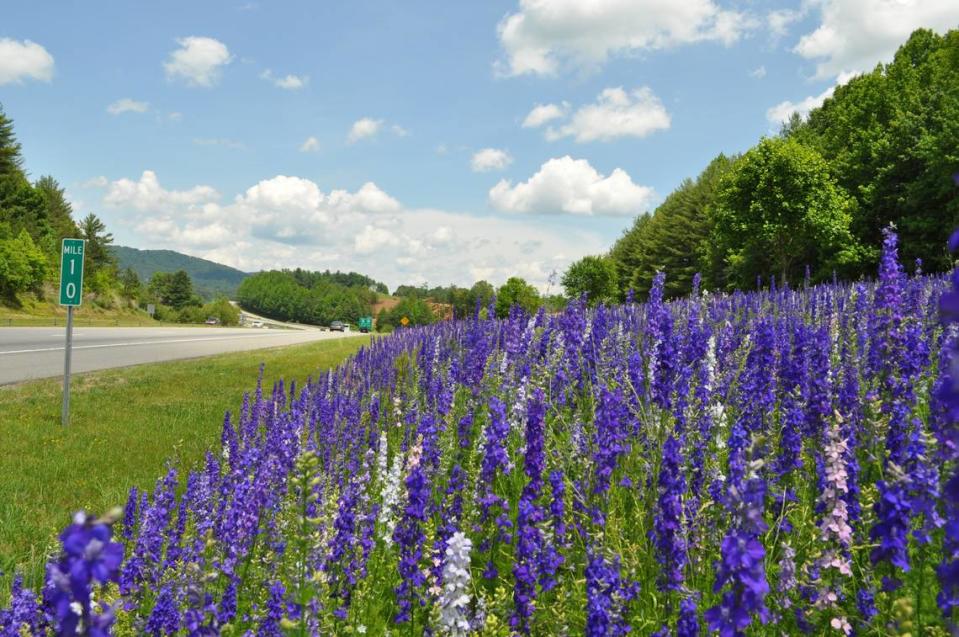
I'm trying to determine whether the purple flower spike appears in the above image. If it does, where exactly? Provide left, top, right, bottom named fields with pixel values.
left=44, top=511, right=125, bottom=637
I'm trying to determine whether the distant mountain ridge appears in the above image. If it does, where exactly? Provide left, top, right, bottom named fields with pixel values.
left=111, top=246, right=249, bottom=299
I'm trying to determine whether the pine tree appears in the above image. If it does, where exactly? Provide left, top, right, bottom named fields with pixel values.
left=0, top=105, right=24, bottom=178
left=36, top=176, right=79, bottom=242
left=79, top=213, right=115, bottom=271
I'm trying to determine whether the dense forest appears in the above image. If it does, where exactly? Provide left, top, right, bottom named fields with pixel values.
left=563, top=28, right=959, bottom=302
left=110, top=246, right=249, bottom=300
left=236, top=269, right=385, bottom=325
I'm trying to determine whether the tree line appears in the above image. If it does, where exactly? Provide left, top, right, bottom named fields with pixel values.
left=237, top=270, right=384, bottom=325
left=562, top=28, right=959, bottom=303
left=0, top=107, right=119, bottom=303
left=375, top=277, right=566, bottom=329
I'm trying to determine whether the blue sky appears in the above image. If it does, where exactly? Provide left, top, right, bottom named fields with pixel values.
left=2, top=0, right=956, bottom=290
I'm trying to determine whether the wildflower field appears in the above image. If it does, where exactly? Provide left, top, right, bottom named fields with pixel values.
left=3, top=229, right=959, bottom=636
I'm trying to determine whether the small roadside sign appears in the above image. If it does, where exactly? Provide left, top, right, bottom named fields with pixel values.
left=400, top=316, right=410, bottom=326
left=59, top=238, right=85, bottom=306
left=58, top=238, right=85, bottom=427
left=147, top=303, right=156, bottom=316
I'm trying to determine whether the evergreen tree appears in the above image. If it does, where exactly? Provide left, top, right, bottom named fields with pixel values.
left=166, top=270, right=196, bottom=310
left=120, top=267, right=141, bottom=298
left=0, top=176, right=52, bottom=252
left=36, top=176, right=79, bottom=243
left=79, top=213, right=115, bottom=271
left=608, top=154, right=734, bottom=299
left=0, top=105, right=23, bottom=178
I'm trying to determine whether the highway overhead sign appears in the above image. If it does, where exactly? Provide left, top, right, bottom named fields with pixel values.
left=59, top=238, right=85, bottom=306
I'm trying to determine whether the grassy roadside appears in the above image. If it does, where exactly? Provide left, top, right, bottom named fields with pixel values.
left=0, top=296, right=167, bottom=327
left=0, top=335, right=369, bottom=594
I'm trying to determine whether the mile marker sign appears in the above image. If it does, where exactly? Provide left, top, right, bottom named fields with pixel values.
left=59, top=238, right=85, bottom=306
left=59, top=238, right=85, bottom=427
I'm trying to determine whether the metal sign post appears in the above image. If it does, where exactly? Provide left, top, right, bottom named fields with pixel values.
left=59, top=238, right=85, bottom=427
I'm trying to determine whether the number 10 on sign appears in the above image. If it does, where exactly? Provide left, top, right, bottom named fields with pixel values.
left=59, top=238, right=84, bottom=426
left=59, top=238, right=85, bottom=306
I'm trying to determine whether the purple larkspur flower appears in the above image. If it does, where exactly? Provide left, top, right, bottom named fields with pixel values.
left=0, top=575, right=41, bottom=634
left=43, top=511, right=124, bottom=637
left=869, top=476, right=911, bottom=584
left=937, top=227, right=959, bottom=615
left=258, top=580, right=286, bottom=636
left=145, top=584, right=180, bottom=636
left=652, top=435, right=687, bottom=592
left=478, top=396, right=513, bottom=579
left=592, top=385, right=630, bottom=496
left=537, top=469, right=567, bottom=592
left=121, top=486, right=138, bottom=542
left=393, top=439, right=429, bottom=624
left=647, top=272, right=676, bottom=410
left=585, top=547, right=639, bottom=637
left=511, top=388, right=547, bottom=635
left=677, top=596, right=699, bottom=637
left=706, top=478, right=770, bottom=635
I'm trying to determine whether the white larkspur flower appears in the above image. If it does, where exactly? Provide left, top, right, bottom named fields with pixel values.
left=704, top=335, right=717, bottom=393
left=377, top=447, right=405, bottom=545
left=437, top=531, right=473, bottom=637
left=377, top=432, right=389, bottom=483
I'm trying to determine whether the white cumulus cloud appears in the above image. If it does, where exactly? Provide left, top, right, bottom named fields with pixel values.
left=471, top=148, right=513, bottom=172
left=104, top=170, right=219, bottom=212
left=794, top=0, right=959, bottom=80
left=496, top=0, right=757, bottom=76
left=260, top=69, right=308, bottom=90
left=0, top=38, right=54, bottom=85
left=107, top=98, right=149, bottom=115
left=522, top=102, right=568, bottom=128
left=489, top=156, right=655, bottom=216
left=164, top=36, right=232, bottom=87
left=97, top=170, right=605, bottom=290
left=543, top=87, right=671, bottom=143
left=299, top=136, right=320, bottom=152
left=355, top=225, right=401, bottom=254
left=767, top=8, right=803, bottom=39
left=347, top=117, right=384, bottom=143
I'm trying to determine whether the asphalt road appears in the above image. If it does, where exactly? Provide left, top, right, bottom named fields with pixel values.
left=0, top=327, right=361, bottom=385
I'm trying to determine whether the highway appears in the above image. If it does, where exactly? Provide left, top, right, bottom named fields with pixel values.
left=0, top=327, right=362, bottom=385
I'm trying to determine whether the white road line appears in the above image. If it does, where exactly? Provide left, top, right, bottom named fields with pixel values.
left=0, top=332, right=310, bottom=355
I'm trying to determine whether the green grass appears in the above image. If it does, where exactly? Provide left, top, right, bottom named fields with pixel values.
left=0, top=335, right=369, bottom=594
left=0, top=293, right=168, bottom=327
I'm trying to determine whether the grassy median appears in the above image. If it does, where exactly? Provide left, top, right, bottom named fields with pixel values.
left=0, top=335, right=369, bottom=595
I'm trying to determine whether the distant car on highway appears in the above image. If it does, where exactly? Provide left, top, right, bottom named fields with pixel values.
left=330, top=320, right=347, bottom=332
left=250, top=320, right=264, bottom=328
left=205, top=317, right=219, bottom=325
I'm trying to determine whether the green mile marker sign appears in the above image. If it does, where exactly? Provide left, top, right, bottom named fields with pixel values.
left=59, top=238, right=85, bottom=306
